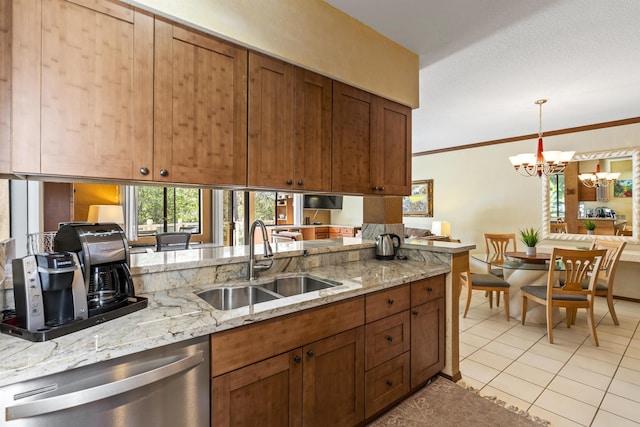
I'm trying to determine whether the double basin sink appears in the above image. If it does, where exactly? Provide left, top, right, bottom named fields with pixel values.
left=197, top=275, right=341, bottom=311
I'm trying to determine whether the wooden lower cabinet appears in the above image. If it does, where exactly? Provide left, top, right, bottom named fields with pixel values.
left=210, top=275, right=445, bottom=426
left=211, top=327, right=364, bottom=427
left=211, top=350, right=303, bottom=427
left=410, top=297, right=445, bottom=388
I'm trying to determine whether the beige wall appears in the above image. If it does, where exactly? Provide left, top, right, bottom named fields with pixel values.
left=126, top=0, right=419, bottom=107
left=410, top=122, right=640, bottom=250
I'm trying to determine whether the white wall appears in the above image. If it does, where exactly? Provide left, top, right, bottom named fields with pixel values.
left=412, top=122, right=640, bottom=252
left=330, top=196, right=363, bottom=226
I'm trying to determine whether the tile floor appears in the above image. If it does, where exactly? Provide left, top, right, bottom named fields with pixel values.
left=458, top=289, right=640, bottom=426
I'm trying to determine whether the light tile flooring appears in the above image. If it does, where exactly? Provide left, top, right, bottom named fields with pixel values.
left=459, top=290, right=640, bottom=426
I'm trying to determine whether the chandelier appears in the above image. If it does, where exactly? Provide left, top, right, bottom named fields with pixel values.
left=578, top=162, right=620, bottom=188
left=509, top=99, right=575, bottom=177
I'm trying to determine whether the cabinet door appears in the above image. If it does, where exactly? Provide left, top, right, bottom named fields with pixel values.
left=247, top=52, right=294, bottom=188
left=303, top=327, right=365, bottom=427
left=212, top=350, right=303, bottom=427
left=293, top=67, right=332, bottom=192
left=332, top=81, right=380, bottom=194
left=377, top=99, right=412, bottom=195
left=12, top=0, right=154, bottom=179
left=410, top=298, right=445, bottom=389
left=154, top=19, right=247, bottom=184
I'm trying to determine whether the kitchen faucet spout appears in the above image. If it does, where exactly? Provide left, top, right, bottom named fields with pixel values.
left=248, top=220, right=273, bottom=280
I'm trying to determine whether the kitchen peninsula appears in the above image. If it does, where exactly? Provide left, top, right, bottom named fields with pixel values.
left=0, top=239, right=472, bottom=425
left=576, top=217, right=626, bottom=235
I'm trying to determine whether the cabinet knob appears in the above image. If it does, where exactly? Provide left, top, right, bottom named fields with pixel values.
left=427, top=287, right=433, bottom=293
left=379, top=186, right=385, bottom=191
left=386, top=380, right=393, bottom=387
left=297, top=180, right=304, bottom=186
left=387, top=299, right=394, bottom=306
left=139, top=167, right=149, bottom=176
left=286, top=179, right=293, bottom=185
left=413, top=310, right=419, bottom=316
left=307, top=350, right=314, bottom=357
left=294, top=355, right=301, bottom=364
left=386, top=335, right=393, bottom=343
left=372, top=186, right=379, bottom=191
left=159, top=169, right=169, bottom=177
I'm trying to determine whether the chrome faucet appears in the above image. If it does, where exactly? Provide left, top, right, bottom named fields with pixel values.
left=248, top=220, right=274, bottom=280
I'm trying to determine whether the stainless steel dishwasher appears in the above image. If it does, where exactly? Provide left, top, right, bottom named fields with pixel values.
left=0, top=336, right=210, bottom=427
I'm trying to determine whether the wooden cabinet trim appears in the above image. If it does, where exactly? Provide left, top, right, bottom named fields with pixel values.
left=211, top=297, right=364, bottom=376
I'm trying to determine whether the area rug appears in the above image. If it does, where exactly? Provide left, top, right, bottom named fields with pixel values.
left=367, top=376, right=548, bottom=427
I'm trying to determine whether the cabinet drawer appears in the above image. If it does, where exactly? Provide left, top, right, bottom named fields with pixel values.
left=365, top=311, right=410, bottom=370
left=340, top=227, right=354, bottom=236
left=365, top=352, right=410, bottom=419
left=365, top=284, right=410, bottom=323
left=316, top=232, right=329, bottom=239
left=211, top=297, right=364, bottom=376
left=411, top=275, right=445, bottom=306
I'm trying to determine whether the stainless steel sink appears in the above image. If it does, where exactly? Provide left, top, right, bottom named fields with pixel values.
left=197, top=286, right=281, bottom=310
left=261, top=275, right=339, bottom=297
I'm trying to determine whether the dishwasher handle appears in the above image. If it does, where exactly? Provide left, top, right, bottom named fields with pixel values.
left=6, top=350, right=205, bottom=421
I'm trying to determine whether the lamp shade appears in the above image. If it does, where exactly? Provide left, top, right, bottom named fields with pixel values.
left=432, top=221, right=451, bottom=236
left=87, top=204, right=125, bottom=224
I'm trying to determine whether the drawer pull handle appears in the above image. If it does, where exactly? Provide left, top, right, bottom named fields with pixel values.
left=294, top=355, right=301, bottom=364
left=386, top=335, right=393, bottom=343
left=307, top=350, right=314, bottom=357
left=387, top=299, right=394, bottom=306
left=386, top=380, right=393, bottom=387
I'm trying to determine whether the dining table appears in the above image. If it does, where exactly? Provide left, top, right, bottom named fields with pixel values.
left=471, top=252, right=564, bottom=324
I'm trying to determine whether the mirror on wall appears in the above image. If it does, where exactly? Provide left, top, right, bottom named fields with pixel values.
left=542, top=148, right=640, bottom=242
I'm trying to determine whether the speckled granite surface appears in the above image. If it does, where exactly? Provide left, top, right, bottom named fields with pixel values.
left=0, top=239, right=472, bottom=388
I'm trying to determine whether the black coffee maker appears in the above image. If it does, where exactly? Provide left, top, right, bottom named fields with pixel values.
left=13, top=252, right=88, bottom=332
left=54, top=223, right=135, bottom=317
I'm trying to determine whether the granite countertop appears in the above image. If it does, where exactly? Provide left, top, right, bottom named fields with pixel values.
left=0, top=240, right=453, bottom=388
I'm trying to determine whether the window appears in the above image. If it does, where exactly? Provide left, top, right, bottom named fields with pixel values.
left=137, top=186, right=202, bottom=236
left=549, top=174, right=565, bottom=220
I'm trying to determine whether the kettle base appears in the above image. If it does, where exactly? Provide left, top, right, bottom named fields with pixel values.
left=376, top=254, right=395, bottom=260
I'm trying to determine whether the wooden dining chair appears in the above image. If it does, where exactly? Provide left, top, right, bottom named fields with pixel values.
left=483, top=233, right=517, bottom=306
left=521, top=247, right=606, bottom=346
left=156, top=232, right=191, bottom=251
left=586, top=239, right=627, bottom=325
left=460, top=271, right=510, bottom=320
left=550, top=222, right=568, bottom=233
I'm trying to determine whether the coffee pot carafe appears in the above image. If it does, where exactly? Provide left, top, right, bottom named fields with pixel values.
left=375, top=233, right=401, bottom=260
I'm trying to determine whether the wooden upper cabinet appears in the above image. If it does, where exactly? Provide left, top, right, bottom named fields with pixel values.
left=247, top=52, right=295, bottom=189
left=248, top=53, right=332, bottom=191
left=332, top=81, right=379, bottom=194
left=12, top=0, right=154, bottom=180
left=332, top=82, right=411, bottom=195
left=293, top=68, right=332, bottom=192
left=154, top=19, right=247, bottom=185
left=378, top=100, right=412, bottom=195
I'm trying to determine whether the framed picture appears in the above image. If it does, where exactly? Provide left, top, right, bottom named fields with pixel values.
left=614, top=179, right=632, bottom=198
left=403, top=180, right=433, bottom=217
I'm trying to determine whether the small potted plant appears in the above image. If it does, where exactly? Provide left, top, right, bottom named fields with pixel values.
left=519, top=227, right=540, bottom=256
left=584, top=220, right=597, bottom=235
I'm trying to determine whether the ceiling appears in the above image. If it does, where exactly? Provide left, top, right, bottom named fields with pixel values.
left=325, top=0, right=640, bottom=153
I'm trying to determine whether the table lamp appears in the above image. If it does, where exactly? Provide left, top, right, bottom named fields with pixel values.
left=87, top=204, right=125, bottom=227
left=432, top=221, right=451, bottom=237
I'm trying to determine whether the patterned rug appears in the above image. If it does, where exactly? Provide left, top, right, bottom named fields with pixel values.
left=368, top=376, right=548, bottom=427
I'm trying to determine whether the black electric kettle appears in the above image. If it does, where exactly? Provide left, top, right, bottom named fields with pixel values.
left=375, top=233, right=401, bottom=260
